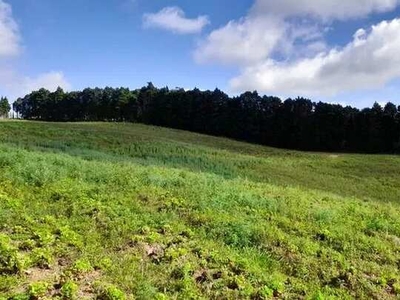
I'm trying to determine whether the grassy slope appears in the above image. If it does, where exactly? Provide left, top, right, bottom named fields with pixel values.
left=0, top=120, right=400, bottom=299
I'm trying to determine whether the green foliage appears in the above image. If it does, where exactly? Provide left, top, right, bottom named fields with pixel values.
left=11, top=85, right=400, bottom=153
left=0, top=234, right=21, bottom=275
left=95, top=258, right=113, bottom=271
left=30, top=248, right=53, bottom=269
left=0, top=97, right=10, bottom=118
left=27, top=282, right=49, bottom=298
left=57, top=226, right=83, bottom=249
left=7, top=294, right=30, bottom=300
left=0, top=121, right=400, bottom=299
left=60, top=281, right=78, bottom=299
left=66, top=258, right=93, bottom=280
left=154, top=293, right=168, bottom=300
left=95, top=284, right=126, bottom=300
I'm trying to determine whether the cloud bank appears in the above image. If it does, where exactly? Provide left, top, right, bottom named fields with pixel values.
left=195, top=0, right=400, bottom=96
left=252, top=0, right=400, bottom=20
left=231, top=19, right=400, bottom=95
left=0, top=0, right=20, bottom=56
left=0, top=0, right=70, bottom=100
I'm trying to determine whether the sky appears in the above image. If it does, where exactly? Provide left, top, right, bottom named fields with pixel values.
left=1, top=0, right=400, bottom=108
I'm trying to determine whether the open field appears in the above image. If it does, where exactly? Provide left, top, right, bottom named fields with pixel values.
left=1, top=121, right=400, bottom=299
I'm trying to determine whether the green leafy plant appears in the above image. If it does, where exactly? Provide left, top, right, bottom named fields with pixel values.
left=27, top=282, right=49, bottom=299
left=60, top=280, right=78, bottom=299
left=30, top=248, right=53, bottom=269
left=95, top=284, right=126, bottom=300
left=0, top=234, right=21, bottom=275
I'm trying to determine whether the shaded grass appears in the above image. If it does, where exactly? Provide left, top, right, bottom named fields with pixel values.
left=0, top=121, right=400, bottom=299
left=1, top=121, right=399, bottom=203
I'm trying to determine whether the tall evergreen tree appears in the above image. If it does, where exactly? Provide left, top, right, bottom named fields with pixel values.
left=0, top=97, right=11, bottom=118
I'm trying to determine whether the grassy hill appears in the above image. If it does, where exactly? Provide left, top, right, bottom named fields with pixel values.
left=0, top=121, right=400, bottom=299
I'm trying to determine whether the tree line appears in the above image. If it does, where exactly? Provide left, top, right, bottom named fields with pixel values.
left=12, top=83, right=400, bottom=153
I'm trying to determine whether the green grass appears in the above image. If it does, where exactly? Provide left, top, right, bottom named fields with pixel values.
left=0, top=120, right=400, bottom=299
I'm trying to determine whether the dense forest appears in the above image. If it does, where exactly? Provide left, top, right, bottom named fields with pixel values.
left=12, top=83, right=400, bottom=153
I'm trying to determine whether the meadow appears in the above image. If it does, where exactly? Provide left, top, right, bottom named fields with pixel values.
left=0, top=120, right=400, bottom=299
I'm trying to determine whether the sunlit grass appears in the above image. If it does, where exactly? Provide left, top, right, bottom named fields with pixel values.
left=0, top=121, right=400, bottom=299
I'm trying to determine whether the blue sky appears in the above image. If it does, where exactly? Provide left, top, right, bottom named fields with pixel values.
left=1, top=0, right=400, bottom=108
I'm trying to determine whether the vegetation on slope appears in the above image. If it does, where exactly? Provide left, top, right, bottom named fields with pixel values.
left=0, top=121, right=400, bottom=299
left=12, top=84, right=400, bottom=153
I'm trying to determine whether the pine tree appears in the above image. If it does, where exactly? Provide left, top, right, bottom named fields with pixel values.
left=0, top=97, right=11, bottom=118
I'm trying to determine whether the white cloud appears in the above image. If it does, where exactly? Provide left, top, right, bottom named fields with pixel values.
left=20, top=72, right=71, bottom=96
left=0, top=0, right=20, bottom=57
left=194, top=16, right=285, bottom=66
left=143, top=6, right=209, bottom=34
left=195, top=0, right=400, bottom=67
left=194, top=0, right=400, bottom=97
left=194, top=16, right=327, bottom=67
left=0, top=68, right=71, bottom=99
left=230, top=18, right=400, bottom=96
left=0, top=1, right=70, bottom=100
left=252, top=0, right=400, bottom=21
